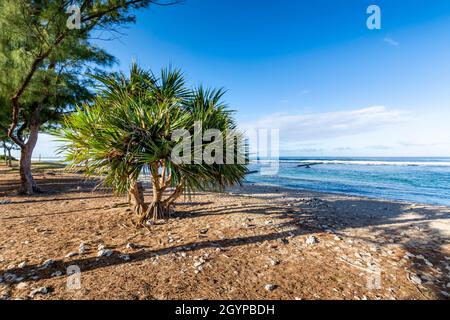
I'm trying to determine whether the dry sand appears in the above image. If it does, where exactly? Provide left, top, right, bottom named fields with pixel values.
left=0, top=164, right=449, bottom=300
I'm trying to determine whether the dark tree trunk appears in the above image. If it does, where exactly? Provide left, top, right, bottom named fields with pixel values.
left=7, top=149, right=12, bottom=167
left=18, top=121, right=41, bottom=195
left=3, top=146, right=6, bottom=166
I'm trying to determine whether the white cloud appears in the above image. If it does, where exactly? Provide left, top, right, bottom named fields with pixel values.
left=241, top=106, right=410, bottom=143
left=384, top=37, right=399, bottom=47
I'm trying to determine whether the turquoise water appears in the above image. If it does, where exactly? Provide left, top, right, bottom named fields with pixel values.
left=246, top=157, right=450, bottom=206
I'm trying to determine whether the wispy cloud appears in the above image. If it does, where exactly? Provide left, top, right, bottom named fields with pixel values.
left=384, top=37, right=399, bottom=47
left=298, top=90, right=310, bottom=97
left=241, top=106, right=410, bottom=142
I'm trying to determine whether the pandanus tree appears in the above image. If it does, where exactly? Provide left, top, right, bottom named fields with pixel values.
left=57, top=64, right=248, bottom=225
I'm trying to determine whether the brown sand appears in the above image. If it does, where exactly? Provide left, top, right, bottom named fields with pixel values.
left=0, top=164, right=449, bottom=300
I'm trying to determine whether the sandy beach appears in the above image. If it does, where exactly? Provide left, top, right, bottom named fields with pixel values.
left=0, top=164, right=449, bottom=300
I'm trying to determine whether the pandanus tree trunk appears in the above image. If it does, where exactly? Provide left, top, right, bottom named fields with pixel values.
left=129, top=181, right=147, bottom=215
left=135, top=163, right=185, bottom=225
left=137, top=166, right=170, bottom=224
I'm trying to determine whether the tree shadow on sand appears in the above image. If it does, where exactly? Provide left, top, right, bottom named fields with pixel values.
left=1, top=178, right=449, bottom=299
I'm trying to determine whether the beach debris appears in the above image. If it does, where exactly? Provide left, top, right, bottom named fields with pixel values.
left=18, top=261, right=27, bottom=268
left=334, top=235, right=342, bottom=241
left=408, top=273, right=422, bottom=285
left=181, top=252, right=187, bottom=258
left=41, top=259, right=54, bottom=269
left=447, top=282, right=450, bottom=288
left=79, top=243, right=86, bottom=254
left=98, top=244, right=106, bottom=251
left=29, top=287, right=50, bottom=298
left=97, top=249, right=113, bottom=257
left=6, top=264, right=15, bottom=270
left=305, top=235, right=318, bottom=245
left=199, top=228, right=209, bottom=235
left=65, top=252, right=77, bottom=259
left=16, top=282, right=28, bottom=290
left=51, top=271, right=63, bottom=277
left=0, top=276, right=3, bottom=283
left=264, top=284, right=277, bottom=291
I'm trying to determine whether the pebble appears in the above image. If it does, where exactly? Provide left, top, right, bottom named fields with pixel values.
left=97, top=249, right=113, bottom=257
left=65, top=252, right=77, bottom=258
left=181, top=252, right=187, bottom=258
left=306, top=236, right=318, bottom=245
left=18, top=261, right=27, bottom=268
left=79, top=243, right=86, bottom=254
left=0, top=277, right=3, bottom=283
left=265, top=284, right=277, bottom=291
left=16, top=282, right=28, bottom=290
left=41, top=259, right=54, bottom=268
left=447, top=282, right=450, bottom=288
left=98, top=244, right=106, bottom=251
left=120, top=255, right=131, bottom=261
left=409, top=274, right=422, bottom=285
left=51, top=271, right=63, bottom=277
left=270, top=259, right=280, bottom=266
left=424, top=259, right=433, bottom=267
left=126, top=243, right=136, bottom=250
left=29, top=287, right=50, bottom=298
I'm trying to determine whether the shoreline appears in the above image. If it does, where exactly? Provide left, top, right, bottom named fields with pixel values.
left=238, top=182, right=450, bottom=211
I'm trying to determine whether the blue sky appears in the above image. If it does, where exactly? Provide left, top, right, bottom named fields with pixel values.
left=33, top=0, right=450, bottom=158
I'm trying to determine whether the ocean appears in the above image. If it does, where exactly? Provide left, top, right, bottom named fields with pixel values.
left=245, top=157, right=450, bottom=207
